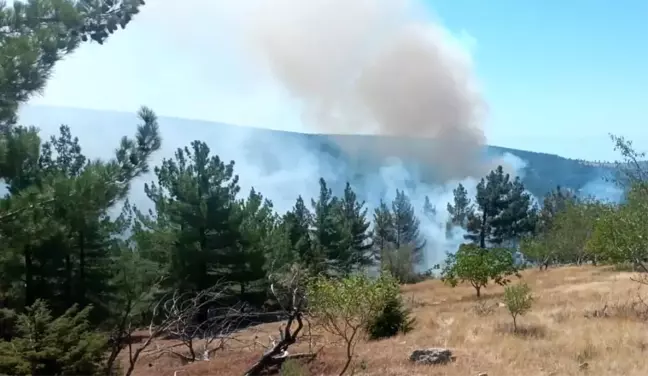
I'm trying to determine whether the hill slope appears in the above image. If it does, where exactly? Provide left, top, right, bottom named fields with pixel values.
left=16, top=105, right=618, bottom=204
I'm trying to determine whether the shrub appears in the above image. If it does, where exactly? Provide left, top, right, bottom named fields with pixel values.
left=307, top=273, right=398, bottom=375
left=365, top=294, right=415, bottom=340
left=503, top=282, right=534, bottom=332
left=439, top=244, right=519, bottom=298
left=0, top=300, right=107, bottom=376
left=280, top=358, right=309, bottom=376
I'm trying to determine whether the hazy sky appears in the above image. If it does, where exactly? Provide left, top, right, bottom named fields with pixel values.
left=24, top=0, right=648, bottom=161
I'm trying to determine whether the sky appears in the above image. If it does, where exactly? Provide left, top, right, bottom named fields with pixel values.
left=23, top=0, right=648, bottom=161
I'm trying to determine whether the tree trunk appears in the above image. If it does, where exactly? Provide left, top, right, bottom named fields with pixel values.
left=512, top=315, right=518, bottom=332
left=339, top=328, right=358, bottom=376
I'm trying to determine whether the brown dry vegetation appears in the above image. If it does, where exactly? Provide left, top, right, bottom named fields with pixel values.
left=127, top=266, right=648, bottom=376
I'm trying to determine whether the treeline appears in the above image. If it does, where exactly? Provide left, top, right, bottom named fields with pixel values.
left=439, top=134, right=648, bottom=297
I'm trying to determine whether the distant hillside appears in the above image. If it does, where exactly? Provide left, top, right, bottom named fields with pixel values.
left=16, top=105, right=620, bottom=204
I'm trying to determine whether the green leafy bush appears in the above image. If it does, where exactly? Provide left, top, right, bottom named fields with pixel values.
left=439, top=244, right=519, bottom=297
left=365, top=294, right=415, bottom=340
left=307, top=273, right=399, bottom=375
left=280, top=359, right=309, bottom=376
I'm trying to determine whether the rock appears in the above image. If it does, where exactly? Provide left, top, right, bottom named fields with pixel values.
left=477, top=373, right=488, bottom=376
left=409, top=348, right=454, bottom=365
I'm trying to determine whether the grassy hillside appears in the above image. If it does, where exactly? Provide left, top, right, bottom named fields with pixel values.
left=126, top=266, right=648, bottom=376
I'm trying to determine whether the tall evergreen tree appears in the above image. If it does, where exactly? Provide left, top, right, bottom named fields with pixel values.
left=465, top=166, right=535, bottom=248
left=226, top=188, right=275, bottom=302
left=334, top=182, right=373, bottom=274
left=391, top=190, right=425, bottom=264
left=537, top=185, right=576, bottom=234
left=310, top=178, right=341, bottom=276
left=447, top=183, right=471, bottom=234
left=1, top=0, right=145, bottom=128
left=140, top=141, right=239, bottom=297
left=281, top=196, right=314, bottom=267
left=423, top=196, right=437, bottom=220
left=0, top=112, right=160, bottom=317
left=371, top=200, right=394, bottom=264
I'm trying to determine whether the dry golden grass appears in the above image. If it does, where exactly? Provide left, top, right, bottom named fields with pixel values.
left=128, top=266, right=648, bottom=376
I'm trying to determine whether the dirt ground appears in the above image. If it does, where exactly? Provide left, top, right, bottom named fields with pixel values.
left=126, top=265, right=648, bottom=376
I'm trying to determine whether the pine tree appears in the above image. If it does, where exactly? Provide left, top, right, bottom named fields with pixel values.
left=310, top=178, right=341, bottom=276
left=466, top=166, right=535, bottom=248
left=423, top=196, right=437, bottom=220
left=0, top=0, right=146, bottom=128
left=391, top=190, right=425, bottom=264
left=495, top=177, right=538, bottom=244
left=372, top=200, right=394, bottom=264
left=227, top=188, right=275, bottom=302
left=537, top=186, right=576, bottom=234
left=281, top=196, right=314, bottom=267
left=446, top=183, right=472, bottom=237
left=334, top=182, right=373, bottom=274
left=140, top=141, right=240, bottom=296
left=0, top=113, right=160, bottom=316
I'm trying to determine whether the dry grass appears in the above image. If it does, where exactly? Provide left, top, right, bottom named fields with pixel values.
left=128, top=266, right=648, bottom=376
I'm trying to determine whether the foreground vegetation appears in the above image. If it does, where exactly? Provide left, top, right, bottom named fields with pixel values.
left=1, top=1, right=647, bottom=376
left=186, top=266, right=648, bottom=376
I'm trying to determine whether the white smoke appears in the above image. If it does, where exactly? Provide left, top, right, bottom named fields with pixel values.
left=231, top=0, right=494, bottom=181
left=14, top=0, right=539, bottom=269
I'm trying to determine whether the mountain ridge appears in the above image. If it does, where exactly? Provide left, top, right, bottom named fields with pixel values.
left=16, top=105, right=621, bottom=202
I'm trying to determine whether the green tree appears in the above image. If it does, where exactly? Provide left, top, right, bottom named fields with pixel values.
left=503, top=282, right=533, bottom=332
left=139, top=141, right=240, bottom=298
left=273, top=196, right=313, bottom=273
left=226, top=188, right=275, bottom=301
left=439, top=243, right=519, bottom=297
left=0, top=110, right=160, bottom=316
left=446, top=182, right=471, bottom=236
left=465, top=166, right=535, bottom=248
left=587, top=183, right=648, bottom=271
left=0, top=300, right=106, bottom=376
left=519, top=236, right=554, bottom=270
left=371, top=200, right=394, bottom=262
left=391, top=190, right=425, bottom=258
left=310, top=178, right=341, bottom=276
left=307, top=273, right=399, bottom=376
left=1, top=0, right=145, bottom=128
left=334, top=182, right=373, bottom=274
left=371, top=192, right=426, bottom=282
left=536, top=186, right=577, bottom=234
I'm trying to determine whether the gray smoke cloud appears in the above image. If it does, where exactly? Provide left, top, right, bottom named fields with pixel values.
left=238, top=0, right=489, bottom=181
left=9, top=0, right=548, bottom=269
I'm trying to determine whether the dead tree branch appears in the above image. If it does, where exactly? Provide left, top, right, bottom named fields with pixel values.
left=243, top=264, right=313, bottom=376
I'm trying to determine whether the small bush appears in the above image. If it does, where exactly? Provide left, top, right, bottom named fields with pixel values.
left=365, top=294, right=415, bottom=340
left=473, top=300, right=497, bottom=316
left=503, top=282, right=534, bottom=332
left=307, top=273, right=399, bottom=375
left=280, top=359, right=309, bottom=376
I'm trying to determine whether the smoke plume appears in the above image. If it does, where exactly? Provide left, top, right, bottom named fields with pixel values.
left=14, top=0, right=546, bottom=269
left=238, top=0, right=488, bottom=181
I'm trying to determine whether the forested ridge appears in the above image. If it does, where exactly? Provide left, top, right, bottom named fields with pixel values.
left=1, top=2, right=647, bottom=376
left=16, top=105, right=620, bottom=201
